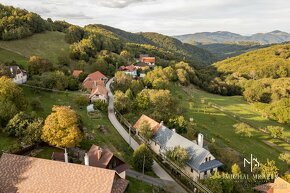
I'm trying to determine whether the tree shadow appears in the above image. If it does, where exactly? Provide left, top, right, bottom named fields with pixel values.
left=0, top=153, right=32, bottom=193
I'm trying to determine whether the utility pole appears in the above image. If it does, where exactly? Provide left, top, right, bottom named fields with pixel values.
left=142, top=154, right=146, bottom=177
left=128, top=126, right=131, bottom=147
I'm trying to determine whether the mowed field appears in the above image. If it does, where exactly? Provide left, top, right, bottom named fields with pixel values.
left=0, top=31, right=70, bottom=64
left=169, top=83, right=289, bottom=172
left=0, top=48, right=28, bottom=67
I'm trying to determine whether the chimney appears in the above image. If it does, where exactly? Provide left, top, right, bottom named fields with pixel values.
left=97, top=149, right=102, bottom=160
left=64, top=148, right=68, bottom=163
left=198, top=133, right=204, bottom=148
left=160, top=121, right=164, bottom=127
left=172, top=128, right=176, bottom=133
left=84, top=153, right=89, bottom=166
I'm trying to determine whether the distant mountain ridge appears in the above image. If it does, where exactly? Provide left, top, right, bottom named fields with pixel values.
left=174, top=30, right=290, bottom=45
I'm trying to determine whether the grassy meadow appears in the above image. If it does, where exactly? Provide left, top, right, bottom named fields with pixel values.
left=0, top=31, right=70, bottom=64
left=169, top=83, right=289, bottom=172
left=0, top=48, right=28, bottom=67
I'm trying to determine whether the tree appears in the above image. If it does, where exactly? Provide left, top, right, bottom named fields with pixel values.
left=0, top=77, right=26, bottom=126
left=5, top=112, right=43, bottom=144
left=279, top=153, right=290, bottom=164
left=5, top=112, right=32, bottom=137
left=132, top=144, right=153, bottom=172
left=114, top=71, right=133, bottom=92
left=23, top=118, right=43, bottom=144
left=27, top=56, right=53, bottom=75
left=138, top=121, right=153, bottom=142
left=166, top=146, right=189, bottom=167
left=41, top=106, right=82, bottom=148
left=233, top=123, right=254, bottom=137
left=168, top=116, right=187, bottom=134
left=0, top=63, right=10, bottom=77
left=259, top=159, right=279, bottom=178
left=176, top=68, right=189, bottom=86
left=65, top=25, right=84, bottom=44
left=266, top=126, right=285, bottom=139
left=114, top=90, right=131, bottom=113
left=231, top=163, right=241, bottom=175
left=74, top=95, right=89, bottom=107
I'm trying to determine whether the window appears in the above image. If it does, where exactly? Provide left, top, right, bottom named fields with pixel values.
left=209, top=157, right=211, bottom=161
left=210, top=169, right=213, bottom=174
left=204, top=171, right=207, bottom=176
left=191, top=168, right=193, bottom=173
left=205, top=157, right=208, bottom=162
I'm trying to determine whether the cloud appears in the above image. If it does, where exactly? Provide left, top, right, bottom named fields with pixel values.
left=0, top=0, right=290, bottom=35
left=95, top=0, right=155, bottom=8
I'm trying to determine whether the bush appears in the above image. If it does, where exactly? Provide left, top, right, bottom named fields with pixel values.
left=132, top=144, right=153, bottom=172
left=94, top=100, right=108, bottom=112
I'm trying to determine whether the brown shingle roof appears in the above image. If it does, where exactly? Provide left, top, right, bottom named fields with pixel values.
left=253, top=177, right=290, bottom=193
left=0, top=153, right=124, bottom=193
left=133, top=114, right=161, bottom=134
left=87, top=145, right=129, bottom=174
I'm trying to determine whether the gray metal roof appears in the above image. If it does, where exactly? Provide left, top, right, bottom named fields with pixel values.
left=152, top=126, right=222, bottom=172
left=198, top=160, right=223, bottom=172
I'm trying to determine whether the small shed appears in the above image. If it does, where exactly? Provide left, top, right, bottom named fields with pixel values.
left=87, top=104, right=95, bottom=113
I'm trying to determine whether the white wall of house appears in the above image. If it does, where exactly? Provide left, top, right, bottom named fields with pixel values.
left=13, top=73, right=27, bottom=84
left=149, top=140, right=161, bottom=154
left=90, top=95, right=107, bottom=102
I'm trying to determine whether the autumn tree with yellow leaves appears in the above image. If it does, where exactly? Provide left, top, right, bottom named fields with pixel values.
left=42, top=106, right=82, bottom=148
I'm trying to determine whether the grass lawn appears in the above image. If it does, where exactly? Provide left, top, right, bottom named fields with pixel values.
left=0, top=132, right=18, bottom=152
left=0, top=48, right=28, bottom=68
left=21, top=86, right=133, bottom=164
left=168, top=83, right=289, bottom=173
left=126, top=176, right=163, bottom=193
left=0, top=31, right=69, bottom=64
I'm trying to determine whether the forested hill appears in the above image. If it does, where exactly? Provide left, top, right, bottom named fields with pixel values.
left=214, top=43, right=290, bottom=78
left=174, top=30, right=290, bottom=45
left=0, top=4, right=47, bottom=40
left=196, top=43, right=290, bottom=124
left=89, top=24, right=216, bottom=66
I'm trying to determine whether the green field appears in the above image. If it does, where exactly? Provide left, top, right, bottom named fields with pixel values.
left=0, top=48, right=28, bottom=67
left=0, top=31, right=70, bottom=64
left=169, top=83, right=289, bottom=173
left=21, top=86, right=133, bottom=163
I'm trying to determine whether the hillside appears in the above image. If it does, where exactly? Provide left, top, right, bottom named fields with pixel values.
left=195, top=43, right=290, bottom=125
left=214, top=43, right=290, bottom=78
left=88, top=24, right=216, bottom=66
left=0, top=31, right=70, bottom=64
left=174, top=30, right=290, bottom=45
left=196, top=43, right=265, bottom=60
left=0, top=3, right=48, bottom=40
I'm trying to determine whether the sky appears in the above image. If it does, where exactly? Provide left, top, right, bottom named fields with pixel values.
left=1, top=0, right=290, bottom=35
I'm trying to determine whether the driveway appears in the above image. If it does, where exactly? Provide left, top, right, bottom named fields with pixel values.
left=106, top=78, right=187, bottom=193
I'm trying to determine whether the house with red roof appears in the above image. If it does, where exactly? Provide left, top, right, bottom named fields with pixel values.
left=139, top=55, right=156, bottom=67
left=118, top=65, right=137, bottom=78
left=72, top=70, right=83, bottom=78
left=82, top=71, right=109, bottom=102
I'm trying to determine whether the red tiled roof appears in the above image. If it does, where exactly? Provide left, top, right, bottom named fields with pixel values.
left=83, top=80, right=95, bottom=90
left=0, top=153, right=124, bottom=193
left=72, top=70, right=83, bottom=78
left=89, top=84, right=108, bottom=98
left=253, top=177, right=290, bottom=193
left=133, top=114, right=161, bottom=134
left=141, top=57, right=155, bottom=63
left=87, top=71, right=107, bottom=82
left=119, top=65, right=136, bottom=72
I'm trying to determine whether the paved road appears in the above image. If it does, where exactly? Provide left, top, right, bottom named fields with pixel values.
left=106, top=78, right=188, bottom=193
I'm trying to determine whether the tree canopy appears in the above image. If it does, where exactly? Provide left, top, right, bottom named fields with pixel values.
left=41, top=106, right=82, bottom=148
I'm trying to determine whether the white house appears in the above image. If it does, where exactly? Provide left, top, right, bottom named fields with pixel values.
left=134, top=115, right=223, bottom=180
left=9, top=66, right=27, bottom=84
